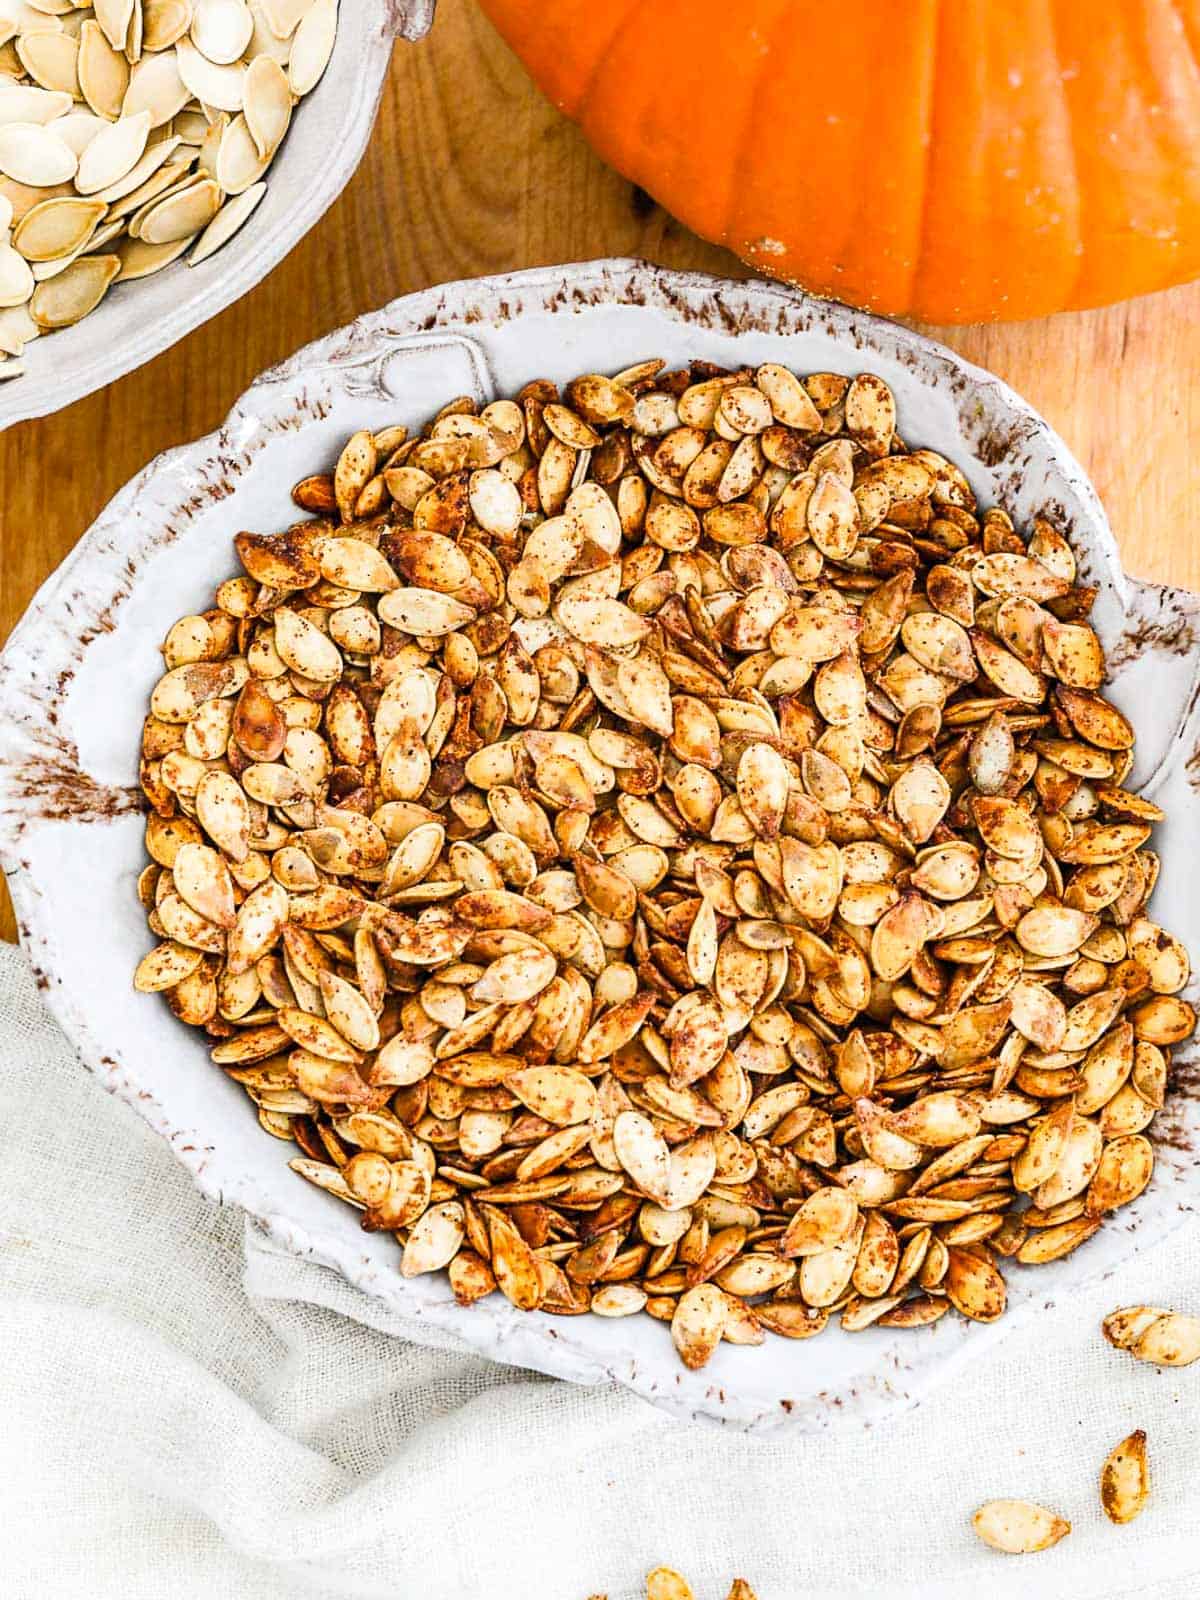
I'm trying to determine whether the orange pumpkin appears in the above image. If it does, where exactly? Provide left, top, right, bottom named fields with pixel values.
left=479, top=0, right=1200, bottom=323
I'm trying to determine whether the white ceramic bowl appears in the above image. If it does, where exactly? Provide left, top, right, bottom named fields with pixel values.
left=2, top=260, right=1199, bottom=1432
left=0, top=0, right=436, bottom=433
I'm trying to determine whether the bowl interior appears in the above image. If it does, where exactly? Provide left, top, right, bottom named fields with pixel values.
left=3, top=262, right=1197, bottom=1430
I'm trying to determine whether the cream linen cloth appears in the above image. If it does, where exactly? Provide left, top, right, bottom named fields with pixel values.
left=2, top=938, right=1199, bottom=1600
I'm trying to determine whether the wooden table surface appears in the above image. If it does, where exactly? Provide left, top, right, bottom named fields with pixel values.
left=2, top=0, right=1199, bottom=942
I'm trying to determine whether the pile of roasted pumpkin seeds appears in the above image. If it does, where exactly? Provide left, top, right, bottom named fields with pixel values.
left=134, top=356, right=1196, bottom=1372
left=0, top=0, right=338, bottom=381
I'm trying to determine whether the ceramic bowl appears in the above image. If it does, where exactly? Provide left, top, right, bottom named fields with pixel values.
left=2, top=260, right=1198, bottom=1432
left=0, top=0, right=436, bottom=433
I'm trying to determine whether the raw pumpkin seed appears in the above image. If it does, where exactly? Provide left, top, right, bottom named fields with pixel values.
left=30, top=252, right=119, bottom=327
left=133, top=362, right=1193, bottom=1374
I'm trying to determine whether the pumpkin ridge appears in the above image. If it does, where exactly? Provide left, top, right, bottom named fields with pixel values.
left=574, top=0, right=776, bottom=260
left=1127, top=0, right=1200, bottom=297
left=1059, top=0, right=1200, bottom=310
left=1047, top=0, right=1088, bottom=315
left=720, top=0, right=800, bottom=267
left=914, top=0, right=1081, bottom=321
left=909, top=0, right=947, bottom=321
left=1058, top=0, right=1110, bottom=313
left=564, top=0, right=642, bottom=120
left=1178, top=0, right=1200, bottom=66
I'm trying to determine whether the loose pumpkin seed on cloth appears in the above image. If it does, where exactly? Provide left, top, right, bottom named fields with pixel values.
left=972, top=1499, right=1072, bottom=1555
left=619, top=1572, right=756, bottom=1600
left=0, top=0, right=338, bottom=381
left=1103, top=1304, right=1200, bottom=1366
left=133, top=358, right=1196, bottom=1373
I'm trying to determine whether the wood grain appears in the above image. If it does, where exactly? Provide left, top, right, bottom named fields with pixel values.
left=2, top=0, right=1198, bottom=941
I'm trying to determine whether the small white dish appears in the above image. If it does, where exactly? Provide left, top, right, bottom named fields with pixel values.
left=2, top=259, right=1198, bottom=1432
left=0, top=1, right=436, bottom=433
